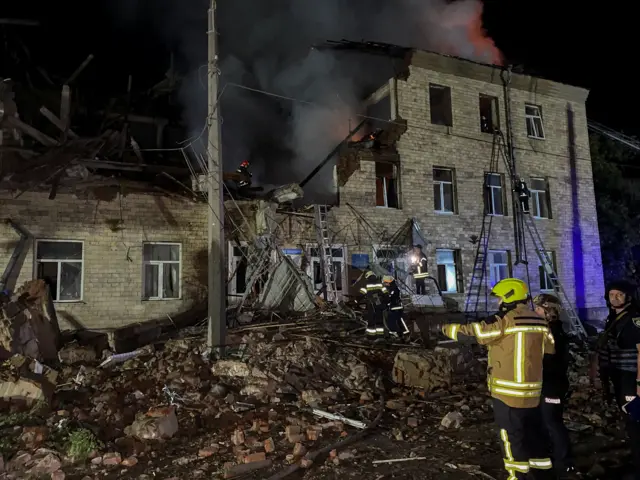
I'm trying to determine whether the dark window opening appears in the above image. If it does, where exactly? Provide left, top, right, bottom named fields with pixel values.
left=375, top=162, right=399, bottom=208
left=479, top=95, right=499, bottom=133
left=429, top=84, right=453, bottom=126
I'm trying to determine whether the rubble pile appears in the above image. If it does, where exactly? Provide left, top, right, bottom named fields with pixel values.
left=0, top=320, right=637, bottom=479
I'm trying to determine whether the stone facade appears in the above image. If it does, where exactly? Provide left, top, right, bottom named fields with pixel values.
left=295, top=51, right=607, bottom=320
left=0, top=192, right=208, bottom=331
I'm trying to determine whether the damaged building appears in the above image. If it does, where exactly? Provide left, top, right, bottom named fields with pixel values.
left=0, top=43, right=607, bottom=336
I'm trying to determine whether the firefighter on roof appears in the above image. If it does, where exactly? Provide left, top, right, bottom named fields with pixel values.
left=437, top=278, right=555, bottom=479
left=382, top=275, right=409, bottom=338
left=410, top=244, right=428, bottom=295
left=236, top=160, right=252, bottom=190
left=358, top=270, right=387, bottom=336
left=591, top=280, right=640, bottom=479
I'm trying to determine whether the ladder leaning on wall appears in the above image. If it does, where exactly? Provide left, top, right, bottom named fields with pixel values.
left=314, top=204, right=339, bottom=303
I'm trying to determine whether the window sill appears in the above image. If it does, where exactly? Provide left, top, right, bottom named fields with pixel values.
left=375, top=205, right=400, bottom=210
left=532, top=216, right=551, bottom=221
left=527, top=135, right=545, bottom=141
left=142, top=297, right=182, bottom=302
left=487, top=213, right=508, bottom=217
left=53, top=300, right=84, bottom=304
left=434, top=210, right=456, bottom=216
left=539, top=289, right=554, bottom=293
left=441, top=291, right=459, bottom=295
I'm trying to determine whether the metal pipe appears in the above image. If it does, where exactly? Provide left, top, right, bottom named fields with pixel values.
left=500, top=66, right=525, bottom=264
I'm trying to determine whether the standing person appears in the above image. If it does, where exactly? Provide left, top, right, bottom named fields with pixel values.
left=410, top=245, right=428, bottom=295
left=382, top=275, right=409, bottom=338
left=533, top=294, right=577, bottom=479
left=358, top=270, right=387, bottom=336
left=438, top=278, right=555, bottom=479
left=591, top=280, right=640, bottom=479
left=514, top=178, right=531, bottom=214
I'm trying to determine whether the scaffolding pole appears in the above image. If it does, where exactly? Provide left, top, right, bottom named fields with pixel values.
left=206, top=0, right=226, bottom=356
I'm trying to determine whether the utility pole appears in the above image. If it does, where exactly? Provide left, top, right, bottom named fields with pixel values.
left=206, top=0, right=226, bottom=357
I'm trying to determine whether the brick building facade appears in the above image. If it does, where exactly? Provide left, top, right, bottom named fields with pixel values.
left=0, top=192, right=208, bottom=331
left=262, top=50, right=607, bottom=321
left=0, top=49, right=608, bottom=332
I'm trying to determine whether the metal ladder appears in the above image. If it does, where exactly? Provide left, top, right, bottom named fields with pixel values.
left=465, top=132, right=501, bottom=317
left=314, top=204, right=339, bottom=302
left=465, top=213, right=493, bottom=317
left=522, top=214, right=587, bottom=339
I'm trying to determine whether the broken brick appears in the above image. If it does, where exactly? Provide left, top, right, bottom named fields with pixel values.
left=102, top=452, right=122, bottom=466
left=300, top=458, right=313, bottom=468
left=407, top=417, right=419, bottom=428
left=306, top=426, right=321, bottom=441
left=243, top=452, right=266, bottom=464
left=264, top=438, right=275, bottom=453
left=121, top=456, right=138, bottom=467
left=231, top=428, right=245, bottom=446
left=285, top=425, right=303, bottom=443
left=292, top=442, right=306, bottom=457
left=198, top=447, right=219, bottom=458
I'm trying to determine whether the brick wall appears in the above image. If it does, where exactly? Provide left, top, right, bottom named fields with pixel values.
left=0, top=191, right=208, bottom=331
left=326, top=53, right=607, bottom=320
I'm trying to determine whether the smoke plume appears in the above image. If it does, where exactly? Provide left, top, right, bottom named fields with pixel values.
left=107, top=0, right=503, bottom=197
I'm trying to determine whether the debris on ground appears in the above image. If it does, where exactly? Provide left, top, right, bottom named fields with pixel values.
left=0, top=300, right=635, bottom=479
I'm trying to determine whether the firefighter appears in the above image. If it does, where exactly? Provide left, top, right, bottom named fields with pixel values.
left=382, top=275, right=409, bottom=338
left=438, top=278, right=555, bottom=479
left=514, top=178, right=531, bottom=214
left=358, top=270, right=387, bottom=336
left=410, top=245, right=428, bottom=295
left=533, top=294, right=577, bottom=479
left=591, top=280, right=640, bottom=479
left=236, top=160, right=252, bottom=192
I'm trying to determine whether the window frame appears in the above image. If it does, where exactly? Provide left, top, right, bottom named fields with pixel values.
left=538, top=250, right=557, bottom=292
left=142, top=242, right=183, bottom=301
left=435, top=248, right=462, bottom=294
left=34, top=239, right=85, bottom=303
left=429, top=83, right=453, bottom=127
left=433, top=167, right=456, bottom=214
left=530, top=177, right=552, bottom=219
left=484, top=172, right=507, bottom=216
left=487, top=250, right=511, bottom=288
left=375, top=161, right=399, bottom=209
left=525, top=104, right=545, bottom=139
left=479, top=94, right=499, bottom=133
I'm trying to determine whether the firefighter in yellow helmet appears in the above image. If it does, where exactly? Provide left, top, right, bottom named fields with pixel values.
left=439, top=278, right=556, bottom=479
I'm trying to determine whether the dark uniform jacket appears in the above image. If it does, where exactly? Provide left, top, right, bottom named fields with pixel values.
left=542, top=320, right=570, bottom=399
left=598, top=305, right=640, bottom=404
left=386, top=280, right=403, bottom=311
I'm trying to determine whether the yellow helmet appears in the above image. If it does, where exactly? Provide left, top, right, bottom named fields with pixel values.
left=490, top=278, right=529, bottom=304
left=382, top=275, right=394, bottom=283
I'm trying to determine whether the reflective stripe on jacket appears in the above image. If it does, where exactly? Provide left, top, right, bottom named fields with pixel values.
left=412, top=256, right=428, bottom=279
left=442, top=303, right=555, bottom=408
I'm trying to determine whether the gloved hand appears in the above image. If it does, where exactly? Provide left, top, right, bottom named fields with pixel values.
left=428, top=320, right=445, bottom=336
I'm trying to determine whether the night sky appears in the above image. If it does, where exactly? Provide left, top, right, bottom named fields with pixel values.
left=2, top=1, right=637, bottom=134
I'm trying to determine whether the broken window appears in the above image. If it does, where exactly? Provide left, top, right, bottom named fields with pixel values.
left=142, top=243, right=181, bottom=300
left=429, top=84, right=453, bottom=126
left=484, top=173, right=506, bottom=216
left=375, top=162, right=399, bottom=208
left=35, top=240, right=83, bottom=301
left=308, top=247, right=345, bottom=295
left=530, top=177, right=551, bottom=219
left=436, top=249, right=461, bottom=293
left=479, top=95, right=499, bottom=133
left=433, top=167, right=456, bottom=213
left=539, top=250, right=557, bottom=292
left=525, top=104, right=545, bottom=139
